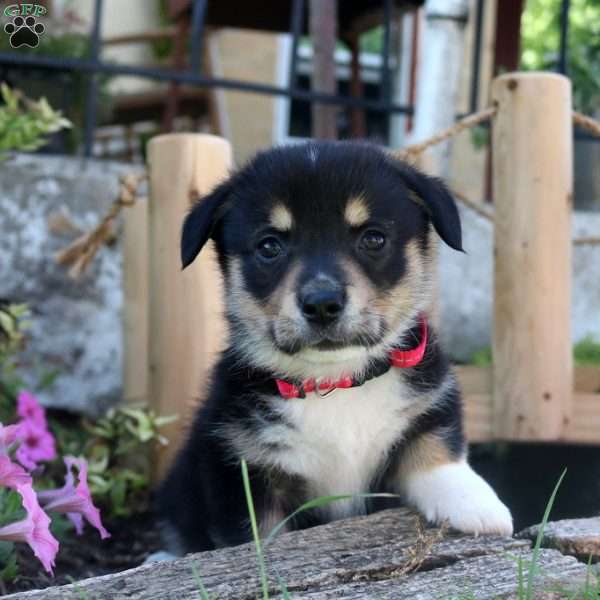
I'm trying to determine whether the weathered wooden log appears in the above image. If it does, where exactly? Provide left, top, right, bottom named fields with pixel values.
left=519, top=516, right=600, bottom=561
left=5, top=509, right=593, bottom=599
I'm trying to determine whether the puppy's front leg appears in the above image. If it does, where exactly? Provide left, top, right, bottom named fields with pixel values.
left=397, top=431, right=513, bottom=536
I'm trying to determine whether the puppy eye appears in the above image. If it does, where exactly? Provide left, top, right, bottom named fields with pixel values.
left=359, top=230, right=386, bottom=252
left=256, top=236, right=284, bottom=261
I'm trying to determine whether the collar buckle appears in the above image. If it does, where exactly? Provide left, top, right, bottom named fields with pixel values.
left=315, top=378, right=337, bottom=398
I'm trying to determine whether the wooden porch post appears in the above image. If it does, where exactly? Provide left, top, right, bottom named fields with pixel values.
left=147, top=134, right=231, bottom=478
left=491, top=72, right=573, bottom=440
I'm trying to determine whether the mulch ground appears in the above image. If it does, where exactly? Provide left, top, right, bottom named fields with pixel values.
left=1, top=511, right=162, bottom=596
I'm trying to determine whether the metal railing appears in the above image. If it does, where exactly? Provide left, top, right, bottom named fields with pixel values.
left=0, top=0, right=583, bottom=156
left=0, top=0, right=419, bottom=156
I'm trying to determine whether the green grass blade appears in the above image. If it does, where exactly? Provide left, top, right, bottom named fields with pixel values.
left=241, top=459, right=270, bottom=600
left=278, top=575, right=293, bottom=599
left=581, top=554, right=600, bottom=600
left=66, top=576, right=92, bottom=600
left=584, top=555, right=593, bottom=600
left=517, top=554, right=525, bottom=600
left=525, top=468, right=567, bottom=600
left=191, top=563, right=213, bottom=600
left=265, top=492, right=398, bottom=545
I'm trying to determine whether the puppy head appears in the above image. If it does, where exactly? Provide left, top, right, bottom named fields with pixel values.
left=182, top=142, right=462, bottom=379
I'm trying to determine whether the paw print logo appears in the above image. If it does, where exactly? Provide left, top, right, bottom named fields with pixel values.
left=4, top=15, right=45, bottom=48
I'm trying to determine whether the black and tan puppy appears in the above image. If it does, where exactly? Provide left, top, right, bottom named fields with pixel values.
left=158, top=141, right=512, bottom=554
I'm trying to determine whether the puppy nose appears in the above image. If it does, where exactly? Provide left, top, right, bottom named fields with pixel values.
left=300, top=289, right=346, bottom=325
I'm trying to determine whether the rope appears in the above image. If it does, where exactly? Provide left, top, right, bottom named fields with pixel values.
left=573, top=111, right=600, bottom=138
left=392, top=106, right=497, bottom=162
left=448, top=194, right=600, bottom=243
left=573, top=236, right=600, bottom=246
left=55, top=172, right=146, bottom=279
left=452, top=188, right=494, bottom=221
left=566, top=112, right=599, bottom=247
left=54, top=107, right=600, bottom=278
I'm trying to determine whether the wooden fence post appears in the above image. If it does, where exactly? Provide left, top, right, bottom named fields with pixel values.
left=491, top=72, right=573, bottom=440
left=147, top=134, right=232, bottom=479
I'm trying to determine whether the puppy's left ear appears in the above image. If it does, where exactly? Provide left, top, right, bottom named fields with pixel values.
left=181, top=182, right=231, bottom=269
left=398, top=164, right=464, bottom=252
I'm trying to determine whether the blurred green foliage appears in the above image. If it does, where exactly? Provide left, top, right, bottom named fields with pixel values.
left=40, top=406, right=177, bottom=519
left=0, top=304, right=30, bottom=355
left=43, top=405, right=176, bottom=518
left=79, top=406, right=176, bottom=518
left=0, top=542, right=18, bottom=583
left=470, top=346, right=493, bottom=367
left=469, top=337, right=600, bottom=366
left=574, top=336, right=600, bottom=365
left=0, top=489, right=25, bottom=583
left=0, top=304, right=31, bottom=423
left=151, top=0, right=175, bottom=60
left=315, top=2, right=600, bottom=115
left=0, top=84, right=71, bottom=157
left=360, top=26, right=384, bottom=54
left=521, top=0, right=600, bottom=113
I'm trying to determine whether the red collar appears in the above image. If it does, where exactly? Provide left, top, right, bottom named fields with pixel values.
left=275, top=316, right=428, bottom=399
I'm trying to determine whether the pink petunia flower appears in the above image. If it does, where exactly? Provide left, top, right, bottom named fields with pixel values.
left=39, top=457, right=110, bottom=539
left=0, top=455, right=31, bottom=489
left=67, top=512, right=84, bottom=535
left=15, top=419, right=56, bottom=471
left=0, top=423, right=20, bottom=454
left=16, top=391, right=47, bottom=428
left=0, top=483, right=59, bottom=574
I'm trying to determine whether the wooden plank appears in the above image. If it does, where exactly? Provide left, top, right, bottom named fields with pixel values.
left=464, top=393, right=494, bottom=442
left=491, top=72, right=573, bottom=441
left=563, top=393, right=600, bottom=443
left=576, top=366, right=600, bottom=394
left=147, top=134, right=231, bottom=479
left=123, top=197, right=149, bottom=404
left=4, top=509, right=591, bottom=599
left=457, top=365, right=493, bottom=394
left=458, top=365, right=600, bottom=395
left=463, top=392, right=600, bottom=444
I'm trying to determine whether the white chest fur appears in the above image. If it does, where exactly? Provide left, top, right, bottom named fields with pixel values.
left=253, top=370, right=414, bottom=517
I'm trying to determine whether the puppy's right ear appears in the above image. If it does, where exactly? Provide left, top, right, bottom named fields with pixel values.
left=181, top=183, right=230, bottom=269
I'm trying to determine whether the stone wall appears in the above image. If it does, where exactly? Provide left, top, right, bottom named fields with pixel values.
left=0, top=153, right=141, bottom=415
left=439, top=204, right=600, bottom=361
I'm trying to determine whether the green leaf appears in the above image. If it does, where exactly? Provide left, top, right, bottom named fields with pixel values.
left=574, top=336, right=600, bottom=366
left=0, top=489, right=26, bottom=526
left=49, top=513, right=74, bottom=541
left=109, top=477, right=127, bottom=512
left=154, top=414, right=178, bottom=427
left=0, top=545, right=18, bottom=583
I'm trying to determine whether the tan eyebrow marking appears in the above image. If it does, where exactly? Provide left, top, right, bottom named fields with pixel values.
left=269, top=204, right=293, bottom=231
left=344, top=195, right=370, bottom=227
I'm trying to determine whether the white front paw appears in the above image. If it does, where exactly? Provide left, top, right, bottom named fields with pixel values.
left=405, top=462, right=513, bottom=536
